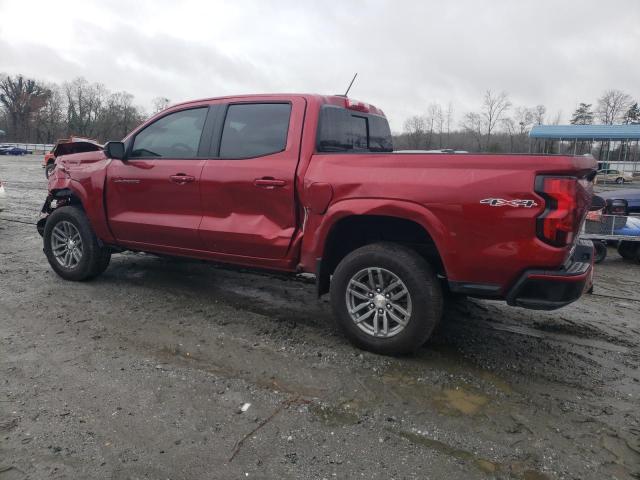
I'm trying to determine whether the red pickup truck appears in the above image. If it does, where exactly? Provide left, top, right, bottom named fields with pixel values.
left=38, top=94, right=596, bottom=355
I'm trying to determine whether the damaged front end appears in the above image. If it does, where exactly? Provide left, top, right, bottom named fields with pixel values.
left=37, top=189, right=76, bottom=237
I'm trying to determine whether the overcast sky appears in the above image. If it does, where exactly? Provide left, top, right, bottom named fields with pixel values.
left=1, top=0, right=639, bottom=131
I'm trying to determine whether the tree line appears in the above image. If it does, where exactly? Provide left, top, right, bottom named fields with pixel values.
left=395, top=88, right=639, bottom=153
left=0, top=74, right=169, bottom=144
left=1, top=73, right=638, bottom=154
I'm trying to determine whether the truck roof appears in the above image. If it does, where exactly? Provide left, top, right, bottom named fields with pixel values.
left=169, top=94, right=386, bottom=117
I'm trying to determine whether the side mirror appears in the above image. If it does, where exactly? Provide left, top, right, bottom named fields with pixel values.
left=104, top=141, right=126, bottom=160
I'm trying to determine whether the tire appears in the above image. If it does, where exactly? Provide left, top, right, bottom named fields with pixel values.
left=593, top=241, right=607, bottom=264
left=616, top=177, right=624, bottom=184
left=617, top=241, right=640, bottom=262
left=43, top=206, right=111, bottom=281
left=330, top=242, right=443, bottom=355
left=45, top=162, right=55, bottom=178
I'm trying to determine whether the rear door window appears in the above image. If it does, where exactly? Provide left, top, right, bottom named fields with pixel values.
left=131, top=107, right=208, bottom=158
left=218, top=103, right=291, bottom=159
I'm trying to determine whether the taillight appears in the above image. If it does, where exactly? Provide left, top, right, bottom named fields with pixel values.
left=535, top=176, right=578, bottom=247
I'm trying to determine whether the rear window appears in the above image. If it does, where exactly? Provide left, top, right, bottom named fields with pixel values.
left=219, top=103, right=291, bottom=159
left=317, top=105, right=393, bottom=153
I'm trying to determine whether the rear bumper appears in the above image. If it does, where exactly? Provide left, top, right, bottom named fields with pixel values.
left=505, top=238, right=594, bottom=310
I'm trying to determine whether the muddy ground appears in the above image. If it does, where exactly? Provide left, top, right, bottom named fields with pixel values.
left=1, top=155, right=639, bottom=479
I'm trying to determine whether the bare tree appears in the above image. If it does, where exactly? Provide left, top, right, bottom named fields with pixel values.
left=533, top=105, right=546, bottom=125
left=514, top=106, right=534, bottom=135
left=428, top=103, right=445, bottom=148
left=0, top=74, right=51, bottom=141
left=152, top=96, right=171, bottom=114
left=100, top=91, right=145, bottom=140
left=481, top=90, right=511, bottom=145
left=445, top=102, right=454, bottom=147
left=33, top=84, right=65, bottom=143
left=402, top=115, right=427, bottom=149
left=501, top=117, right=517, bottom=152
left=64, top=77, right=108, bottom=137
left=461, top=112, right=483, bottom=151
left=596, top=89, right=633, bottom=124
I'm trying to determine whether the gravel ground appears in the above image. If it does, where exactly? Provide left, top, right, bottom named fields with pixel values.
left=1, top=155, right=639, bottom=479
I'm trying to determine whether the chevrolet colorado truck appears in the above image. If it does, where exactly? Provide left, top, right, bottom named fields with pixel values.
left=38, top=94, right=596, bottom=355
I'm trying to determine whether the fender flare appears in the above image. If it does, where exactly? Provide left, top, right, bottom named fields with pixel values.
left=305, top=197, right=453, bottom=280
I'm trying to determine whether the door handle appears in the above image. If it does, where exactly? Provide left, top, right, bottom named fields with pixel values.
left=170, top=174, right=196, bottom=184
left=254, top=177, right=286, bottom=188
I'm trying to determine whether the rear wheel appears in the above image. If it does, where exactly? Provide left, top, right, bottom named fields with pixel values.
left=330, top=242, right=443, bottom=355
left=615, top=177, right=624, bottom=184
left=45, top=162, right=55, bottom=178
left=617, top=241, right=640, bottom=262
left=43, top=206, right=111, bottom=281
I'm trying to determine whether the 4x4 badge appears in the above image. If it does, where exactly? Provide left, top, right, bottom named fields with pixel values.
left=480, top=198, right=538, bottom=208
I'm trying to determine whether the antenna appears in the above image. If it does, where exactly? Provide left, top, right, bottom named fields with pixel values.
left=344, top=73, right=358, bottom=96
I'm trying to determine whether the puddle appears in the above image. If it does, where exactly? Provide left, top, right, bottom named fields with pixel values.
left=391, top=428, right=499, bottom=474
left=391, top=428, right=550, bottom=479
left=435, top=387, right=489, bottom=415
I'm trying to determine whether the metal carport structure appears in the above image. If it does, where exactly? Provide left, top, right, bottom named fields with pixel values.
left=529, top=124, right=640, bottom=166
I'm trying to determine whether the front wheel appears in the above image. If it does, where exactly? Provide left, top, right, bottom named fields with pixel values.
left=330, top=243, right=443, bottom=355
left=43, top=206, right=111, bottom=281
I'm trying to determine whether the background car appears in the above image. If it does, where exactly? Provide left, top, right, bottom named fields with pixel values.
left=0, top=180, right=6, bottom=212
left=0, top=145, right=33, bottom=156
left=595, top=169, right=634, bottom=184
left=599, top=189, right=640, bottom=216
left=42, top=137, right=103, bottom=178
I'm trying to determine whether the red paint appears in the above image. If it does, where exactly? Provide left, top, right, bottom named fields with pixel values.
left=46, top=93, right=596, bottom=303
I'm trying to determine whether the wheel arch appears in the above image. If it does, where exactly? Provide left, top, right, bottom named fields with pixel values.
left=312, top=199, right=451, bottom=296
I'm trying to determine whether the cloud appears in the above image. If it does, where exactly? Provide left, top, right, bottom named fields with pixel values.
left=1, top=0, right=639, bottom=131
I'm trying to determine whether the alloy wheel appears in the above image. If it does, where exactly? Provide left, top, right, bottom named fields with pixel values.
left=51, top=221, right=83, bottom=269
left=345, top=267, right=412, bottom=338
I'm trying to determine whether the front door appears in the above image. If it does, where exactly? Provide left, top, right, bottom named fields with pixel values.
left=106, top=106, right=210, bottom=251
left=199, top=98, right=305, bottom=259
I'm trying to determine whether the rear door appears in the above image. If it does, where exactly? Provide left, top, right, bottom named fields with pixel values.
left=198, top=98, right=305, bottom=259
left=106, top=106, right=212, bottom=250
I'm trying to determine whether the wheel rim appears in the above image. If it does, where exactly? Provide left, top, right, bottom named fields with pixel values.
left=345, top=267, right=412, bottom=338
left=51, top=221, right=83, bottom=269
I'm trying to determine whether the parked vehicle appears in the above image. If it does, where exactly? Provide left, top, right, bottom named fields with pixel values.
left=0, top=146, right=32, bottom=156
left=43, top=137, right=103, bottom=178
left=598, top=189, right=640, bottom=216
left=595, top=169, right=634, bottom=184
left=0, top=180, right=6, bottom=212
left=38, top=94, right=596, bottom=355
left=585, top=197, right=640, bottom=262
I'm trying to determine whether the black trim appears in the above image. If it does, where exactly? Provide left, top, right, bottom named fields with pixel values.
left=197, top=105, right=221, bottom=157
left=505, top=238, right=593, bottom=311
left=448, top=282, right=502, bottom=298
left=316, top=257, right=330, bottom=297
